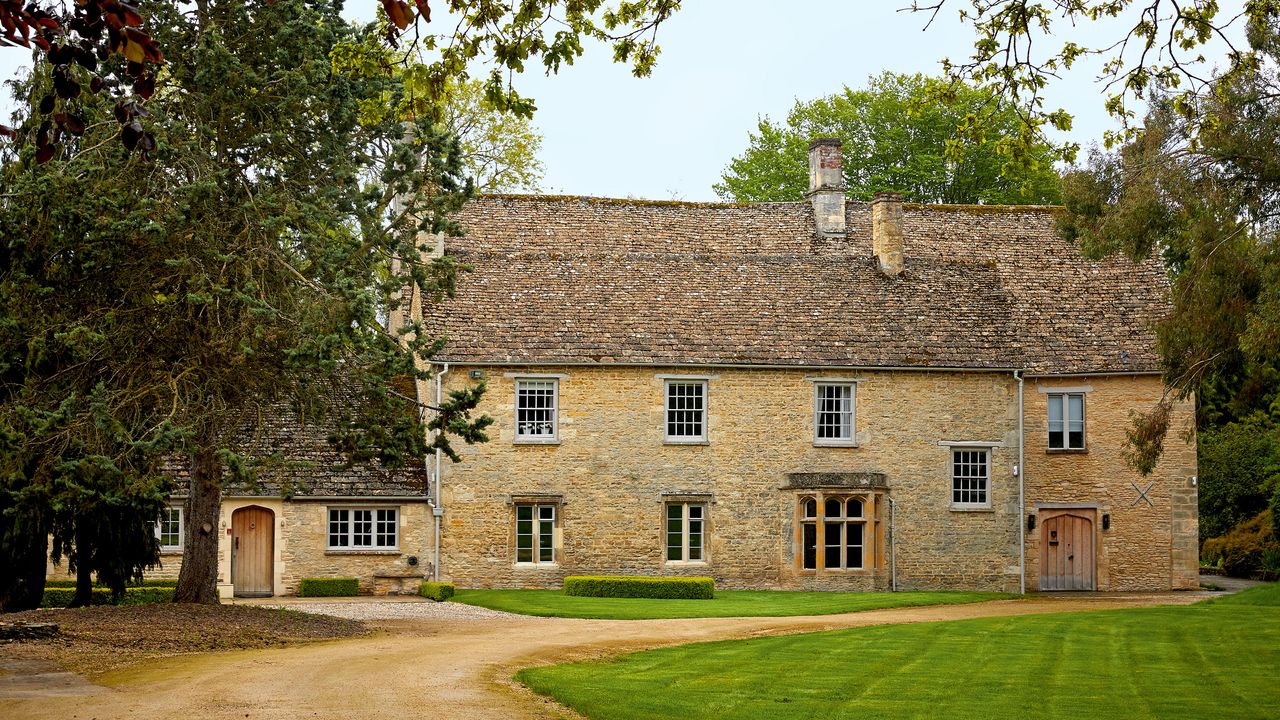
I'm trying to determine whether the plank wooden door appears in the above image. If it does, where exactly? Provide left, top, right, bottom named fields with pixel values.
left=232, top=506, right=274, bottom=597
left=1039, top=512, right=1096, bottom=591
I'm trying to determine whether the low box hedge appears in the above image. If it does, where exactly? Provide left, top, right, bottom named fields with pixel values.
left=44, top=578, right=178, bottom=589
left=418, top=581, right=456, bottom=602
left=42, top=586, right=176, bottom=608
left=298, top=577, right=359, bottom=597
left=563, top=575, right=715, bottom=600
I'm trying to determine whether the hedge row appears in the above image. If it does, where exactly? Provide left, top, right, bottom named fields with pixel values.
left=418, top=581, right=455, bottom=602
left=42, top=586, right=177, bottom=607
left=1203, top=510, right=1280, bottom=579
left=297, top=577, right=359, bottom=597
left=44, top=578, right=178, bottom=589
left=563, top=575, right=714, bottom=600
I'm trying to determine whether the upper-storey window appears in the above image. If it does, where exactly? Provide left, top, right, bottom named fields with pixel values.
left=814, top=382, right=856, bottom=446
left=1047, top=393, right=1086, bottom=450
left=515, top=378, right=559, bottom=442
left=951, top=449, right=991, bottom=509
left=665, top=380, right=707, bottom=443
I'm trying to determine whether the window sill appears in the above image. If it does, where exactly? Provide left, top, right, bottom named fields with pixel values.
left=795, top=568, right=875, bottom=575
left=159, top=549, right=183, bottom=556
left=325, top=549, right=401, bottom=556
left=949, top=505, right=994, bottom=513
left=664, top=438, right=709, bottom=446
left=1046, top=448, right=1089, bottom=455
left=514, top=438, right=560, bottom=446
left=513, top=562, right=559, bottom=569
left=665, top=560, right=708, bottom=566
left=813, top=440, right=859, bottom=448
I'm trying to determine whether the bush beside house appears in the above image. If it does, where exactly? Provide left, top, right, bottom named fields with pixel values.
left=563, top=576, right=715, bottom=599
left=1202, top=510, right=1280, bottom=579
left=297, top=577, right=360, bottom=597
left=418, top=581, right=455, bottom=601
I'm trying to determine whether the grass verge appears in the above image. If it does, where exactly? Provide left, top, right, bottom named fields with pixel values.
left=452, top=588, right=1008, bottom=620
left=517, top=584, right=1280, bottom=720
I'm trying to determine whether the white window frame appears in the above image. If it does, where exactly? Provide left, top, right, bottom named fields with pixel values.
left=663, top=378, right=708, bottom=444
left=326, top=507, right=400, bottom=551
left=514, top=377, right=560, bottom=444
left=1046, top=392, right=1087, bottom=451
left=514, top=503, right=558, bottom=566
left=156, top=506, right=183, bottom=551
left=813, top=382, right=857, bottom=446
left=665, top=502, right=707, bottom=564
left=950, top=448, right=992, bottom=510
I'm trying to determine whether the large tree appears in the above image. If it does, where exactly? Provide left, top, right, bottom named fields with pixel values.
left=714, top=73, right=1061, bottom=205
left=1, top=0, right=678, bottom=610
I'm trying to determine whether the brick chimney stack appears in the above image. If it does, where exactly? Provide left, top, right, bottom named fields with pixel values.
left=807, top=138, right=845, bottom=235
left=872, top=192, right=905, bottom=276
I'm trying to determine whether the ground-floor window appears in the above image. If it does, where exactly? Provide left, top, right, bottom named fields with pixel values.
left=516, top=503, right=557, bottom=564
left=951, top=448, right=991, bottom=509
left=666, top=502, right=706, bottom=562
left=328, top=507, right=399, bottom=550
left=156, top=506, right=182, bottom=551
left=799, top=495, right=869, bottom=571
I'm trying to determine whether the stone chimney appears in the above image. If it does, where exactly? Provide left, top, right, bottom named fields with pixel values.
left=871, top=192, right=905, bottom=276
left=807, top=138, right=845, bottom=235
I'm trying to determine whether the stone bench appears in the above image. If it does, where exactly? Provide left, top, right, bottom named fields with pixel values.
left=373, top=574, right=425, bottom=596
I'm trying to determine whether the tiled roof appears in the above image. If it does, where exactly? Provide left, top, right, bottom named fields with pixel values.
left=165, top=400, right=428, bottom=499
left=425, top=195, right=1168, bottom=374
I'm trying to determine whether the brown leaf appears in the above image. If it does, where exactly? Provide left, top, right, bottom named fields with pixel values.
left=55, top=112, right=86, bottom=136
left=382, top=0, right=413, bottom=30
left=0, top=123, right=16, bottom=140
left=133, top=72, right=154, bottom=99
left=35, top=143, right=56, bottom=163
left=413, top=0, right=430, bottom=22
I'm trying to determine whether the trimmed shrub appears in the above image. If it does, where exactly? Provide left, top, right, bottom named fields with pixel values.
left=43, top=578, right=178, bottom=589
left=1203, top=510, right=1279, bottom=579
left=298, top=577, right=359, bottom=597
left=418, top=581, right=455, bottom=602
left=563, top=575, right=714, bottom=600
left=41, top=586, right=177, bottom=607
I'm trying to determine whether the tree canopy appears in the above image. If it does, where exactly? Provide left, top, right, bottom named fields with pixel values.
left=714, top=73, right=1061, bottom=205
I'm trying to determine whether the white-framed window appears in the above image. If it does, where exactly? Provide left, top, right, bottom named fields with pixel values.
left=156, top=506, right=182, bottom=551
left=814, top=382, right=856, bottom=445
left=665, top=380, right=707, bottom=442
left=951, top=449, right=991, bottom=508
left=327, top=507, right=399, bottom=550
left=515, top=378, right=559, bottom=442
left=666, top=502, right=706, bottom=562
left=1047, top=393, right=1086, bottom=450
left=515, top=503, right=557, bottom=565
left=799, top=496, right=867, bottom=570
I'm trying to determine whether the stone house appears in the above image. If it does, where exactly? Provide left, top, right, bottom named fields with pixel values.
left=413, top=139, right=1198, bottom=594
left=91, top=139, right=1197, bottom=596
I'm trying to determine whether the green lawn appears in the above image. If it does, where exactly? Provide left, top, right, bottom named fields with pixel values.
left=451, top=588, right=1008, bottom=620
left=517, top=584, right=1280, bottom=720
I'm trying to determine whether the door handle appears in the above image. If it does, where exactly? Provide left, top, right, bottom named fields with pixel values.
left=234, top=537, right=239, bottom=550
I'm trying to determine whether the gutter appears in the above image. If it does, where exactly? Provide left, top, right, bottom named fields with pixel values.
left=430, top=363, right=449, bottom=582
left=1015, top=369, right=1026, bottom=595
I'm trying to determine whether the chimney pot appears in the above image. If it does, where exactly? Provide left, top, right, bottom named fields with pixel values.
left=872, top=192, right=905, bottom=276
left=807, top=138, right=845, bottom=235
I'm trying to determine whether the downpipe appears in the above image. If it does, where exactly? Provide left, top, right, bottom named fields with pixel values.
left=430, top=363, right=449, bottom=582
left=887, top=497, right=897, bottom=592
left=1015, top=369, right=1026, bottom=595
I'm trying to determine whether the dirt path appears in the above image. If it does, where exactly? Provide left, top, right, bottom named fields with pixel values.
left=3, top=593, right=1209, bottom=720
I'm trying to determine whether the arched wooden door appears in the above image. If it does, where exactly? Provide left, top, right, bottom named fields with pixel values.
left=231, top=506, right=274, bottom=597
left=1039, top=512, right=1096, bottom=591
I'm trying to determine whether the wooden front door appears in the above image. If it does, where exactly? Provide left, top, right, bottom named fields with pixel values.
left=1039, top=512, right=1096, bottom=591
left=232, top=506, right=274, bottom=597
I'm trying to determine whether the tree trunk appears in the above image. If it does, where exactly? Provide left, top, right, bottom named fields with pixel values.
left=173, top=444, right=222, bottom=604
left=69, top=520, right=96, bottom=607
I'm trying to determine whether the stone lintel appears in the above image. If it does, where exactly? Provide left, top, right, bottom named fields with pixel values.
left=782, top=472, right=888, bottom=490
left=660, top=492, right=716, bottom=504
left=506, top=493, right=565, bottom=505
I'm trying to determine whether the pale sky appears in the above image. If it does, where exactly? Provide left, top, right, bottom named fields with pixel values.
left=0, top=1, right=1245, bottom=201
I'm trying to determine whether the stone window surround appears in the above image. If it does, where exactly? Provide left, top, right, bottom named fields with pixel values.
left=792, top=489, right=883, bottom=575
left=325, top=506, right=401, bottom=554
left=1038, top=385, right=1092, bottom=454
left=509, top=493, right=563, bottom=568
left=809, top=378, right=860, bottom=447
left=945, top=445, right=994, bottom=512
left=506, top=372, right=568, bottom=445
left=156, top=505, right=183, bottom=554
left=658, top=374, right=715, bottom=445
left=663, top=492, right=712, bottom=565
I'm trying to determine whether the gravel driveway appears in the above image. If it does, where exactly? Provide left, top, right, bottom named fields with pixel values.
left=257, top=599, right=535, bottom=621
